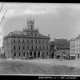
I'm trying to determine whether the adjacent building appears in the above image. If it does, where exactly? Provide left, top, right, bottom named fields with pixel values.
left=3, top=18, right=50, bottom=59
left=50, top=39, right=70, bottom=59
left=70, top=35, right=80, bottom=59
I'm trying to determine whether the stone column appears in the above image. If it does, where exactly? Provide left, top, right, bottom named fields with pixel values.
left=28, top=51, right=30, bottom=59
left=15, top=52, right=17, bottom=59
left=47, top=51, right=49, bottom=59
left=26, top=52, right=28, bottom=59
left=32, top=51, right=34, bottom=59
left=17, top=52, right=19, bottom=59
left=54, top=51, right=57, bottom=59
left=40, top=51, right=42, bottom=59
left=25, top=52, right=27, bottom=59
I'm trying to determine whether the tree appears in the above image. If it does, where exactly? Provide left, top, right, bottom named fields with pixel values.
left=0, top=3, right=7, bottom=25
left=0, top=3, right=7, bottom=58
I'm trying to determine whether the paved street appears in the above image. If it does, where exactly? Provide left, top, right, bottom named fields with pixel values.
left=0, top=59, right=80, bottom=75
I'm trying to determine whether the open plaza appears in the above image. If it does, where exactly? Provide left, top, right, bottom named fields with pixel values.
left=0, top=59, right=80, bottom=75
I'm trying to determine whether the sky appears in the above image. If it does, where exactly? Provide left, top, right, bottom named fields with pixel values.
left=0, top=3, right=80, bottom=47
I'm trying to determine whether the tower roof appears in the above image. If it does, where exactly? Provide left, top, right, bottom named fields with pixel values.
left=27, top=17, right=34, bottom=30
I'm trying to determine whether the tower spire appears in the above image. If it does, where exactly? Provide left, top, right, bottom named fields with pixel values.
left=27, top=6, right=34, bottom=30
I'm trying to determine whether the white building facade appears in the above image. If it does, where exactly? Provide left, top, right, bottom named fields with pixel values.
left=70, top=35, right=80, bottom=59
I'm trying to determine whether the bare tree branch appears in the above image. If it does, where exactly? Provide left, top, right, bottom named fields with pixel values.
left=0, top=3, right=4, bottom=13
left=0, top=10, right=7, bottom=25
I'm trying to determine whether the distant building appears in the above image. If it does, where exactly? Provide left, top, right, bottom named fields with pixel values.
left=50, top=39, right=70, bottom=59
left=70, top=35, right=80, bottom=59
left=3, top=18, right=50, bottom=59
left=50, top=41, right=56, bottom=58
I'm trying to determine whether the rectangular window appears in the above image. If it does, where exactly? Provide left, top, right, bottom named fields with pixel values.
left=32, top=46, right=33, bottom=49
left=14, top=46, right=16, bottom=50
left=27, top=46, right=29, bottom=49
left=31, top=40, right=33, bottom=43
left=43, top=46, right=44, bottom=49
left=39, top=46, right=41, bottom=49
left=19, top=46, right=20, bottom=50
left=23, top=46, right=25, bottom=50
left=39, top=40, right=40, bottom=43
left=35, top=40, right=37, bottom=43
left=46, top=46, right=48, bottom=49
left=43, top=40, right=44, bottom=43
left=27, top=40, right=29, bottom=43
left=36, top=46, right=37, bottom=49
left=18, top=39, right=20, bottom=43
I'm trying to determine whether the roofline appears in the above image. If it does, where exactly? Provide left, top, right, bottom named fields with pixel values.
left=3, top=35, right=50, bottom=40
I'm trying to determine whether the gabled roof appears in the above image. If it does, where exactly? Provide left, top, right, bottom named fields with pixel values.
left=54, top=38, right=70, bottom=44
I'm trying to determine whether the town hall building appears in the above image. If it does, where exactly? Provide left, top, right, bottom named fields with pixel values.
left=3, top=18, right=50, bottom=59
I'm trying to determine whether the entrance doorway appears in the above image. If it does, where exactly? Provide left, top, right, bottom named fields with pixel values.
left=38, top=52, right=40, bottom=58
left=34, top=52, right=36, bottom=59
left=52, top=52, right=54, bottom=58
left=29, top=52, right=33, bottom=59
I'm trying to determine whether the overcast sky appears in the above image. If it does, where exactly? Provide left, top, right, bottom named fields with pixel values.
left=0, top=3, right=80, bottom=46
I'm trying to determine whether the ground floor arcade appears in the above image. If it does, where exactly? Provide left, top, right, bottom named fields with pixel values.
left=10, top=51, right=50, bottom=59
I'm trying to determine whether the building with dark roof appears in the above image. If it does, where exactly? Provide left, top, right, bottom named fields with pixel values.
left=50, top=38, right=70, bottom=59
left=3, top=18, right=50, bottom=59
